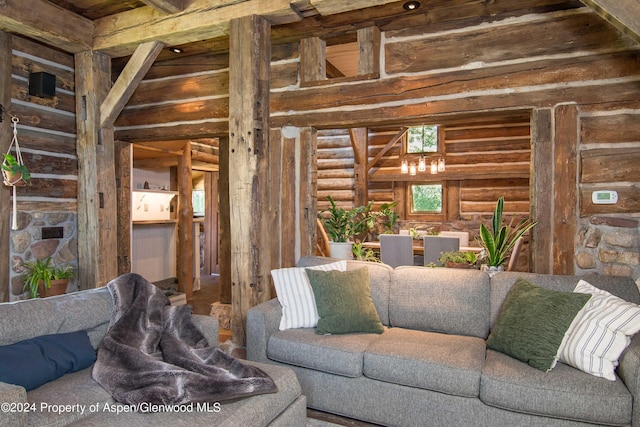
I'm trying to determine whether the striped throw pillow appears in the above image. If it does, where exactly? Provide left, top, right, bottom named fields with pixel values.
left=272, top=261, right=347, bottom=330
left=558, top=280, right=640, bottom=380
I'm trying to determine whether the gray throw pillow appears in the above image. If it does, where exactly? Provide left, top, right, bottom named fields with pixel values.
left=487, top=278, right=591, bottom=372
left=306, top=267, right=384, bottom=335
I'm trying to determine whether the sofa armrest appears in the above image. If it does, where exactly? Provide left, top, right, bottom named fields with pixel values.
left=619, top=333, right=640, bottom=426
left=246, top=298, right=282, bottom=363
left=0, top=381, right=28, bottom=427
left=192, top=314, right=219, bottom=348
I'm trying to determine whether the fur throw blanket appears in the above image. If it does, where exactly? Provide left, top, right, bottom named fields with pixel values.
left=92, top=273, right=277, bottom=405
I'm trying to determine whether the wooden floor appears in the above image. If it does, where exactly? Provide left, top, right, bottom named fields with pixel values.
left=188, top=275, right=380, bottom=427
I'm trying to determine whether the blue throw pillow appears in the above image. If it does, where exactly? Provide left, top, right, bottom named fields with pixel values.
left=0, top=331, right=96, bottom=390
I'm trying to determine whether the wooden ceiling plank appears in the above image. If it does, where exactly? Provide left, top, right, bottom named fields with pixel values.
left=0, top=0, right=93, bottom=53
left=93, top=0, right=302, bottom=57
left=100, top=41, right=165, bottom=128
left=140, top=0, right=186, bottom=14
left=581, top=0, right=640, bottom=44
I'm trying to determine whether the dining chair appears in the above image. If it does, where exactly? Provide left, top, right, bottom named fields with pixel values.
left=507, top=236, right=524, bottom=271
left=439, top=231, right=470, bottom=247
left=380, top=234, right=414, bottom=268
left=423, top=236, right=460, bottom=266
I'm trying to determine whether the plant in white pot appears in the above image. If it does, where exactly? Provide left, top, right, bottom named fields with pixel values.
left=478, top=196, right=537, bottom=271
left=319, top=196, right=375, bottom=259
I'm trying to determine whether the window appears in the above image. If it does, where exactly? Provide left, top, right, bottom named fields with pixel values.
left=407, top=125, right=438, bottom=153
left=192, top=190, right=205, bottom=217
left=409, top=184, right=443, bottom=214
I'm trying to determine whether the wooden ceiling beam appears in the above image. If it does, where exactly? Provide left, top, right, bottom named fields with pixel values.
left=101, top=41, right=165, bottom=128
left=0, top=0, right=93, bottom=53
left=140, top=0, right=186, bottom=14
left=309, top=0, right=399, bottom=15
left=580, top=0, right=640, bottom=44
left=93, top=0, right=302, bottom=57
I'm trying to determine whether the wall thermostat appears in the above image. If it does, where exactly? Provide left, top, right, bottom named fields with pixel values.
left=591, top=190, right=618, bottom=205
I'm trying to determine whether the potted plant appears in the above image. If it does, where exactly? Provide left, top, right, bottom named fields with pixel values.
left=319, top=196, right=375, bottom=259
left=23, top=257, right=76, bottom=298
left=2, top=153, right=30, bottom=186
left=438, top=250, right=478, bottom=268
left=352, top=242, right=380, bottom=262
left=478, top=197, right=537, bottom=271
left=377, top=201, right=398, bottom=234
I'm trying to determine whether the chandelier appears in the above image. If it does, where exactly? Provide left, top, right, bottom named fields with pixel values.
left=400, top=125, right=445, bottom=175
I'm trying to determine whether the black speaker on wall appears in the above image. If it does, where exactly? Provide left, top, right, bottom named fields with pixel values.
left=29, top=71, right=56, bottom=98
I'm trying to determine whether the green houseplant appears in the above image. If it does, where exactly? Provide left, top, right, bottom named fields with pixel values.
left=2, top=153, right=30, bottom=186
left=478, top=197, right=537, bottom=269
left=23, top=257, right=76, bottom=298
left=438, top=250, right=478, bottom=268
left=377, top=201, right=398, bottom=234
left=319, top=196, right=375, bottom=258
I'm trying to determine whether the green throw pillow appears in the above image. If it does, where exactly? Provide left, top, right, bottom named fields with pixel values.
left=487, top=278, right=591, bottom=372
left=306, top=267, right=384, bottom=335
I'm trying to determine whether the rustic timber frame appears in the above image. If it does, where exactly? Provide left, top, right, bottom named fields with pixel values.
left=0, top=0, right=639, bottom=345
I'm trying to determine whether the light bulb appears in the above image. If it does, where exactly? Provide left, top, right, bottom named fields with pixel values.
left=400, top=158, right=409, bottom=174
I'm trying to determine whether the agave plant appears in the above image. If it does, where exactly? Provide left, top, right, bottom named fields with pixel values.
left=478, top=197, right=537, bottom=267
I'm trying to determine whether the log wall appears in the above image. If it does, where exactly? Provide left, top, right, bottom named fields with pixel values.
left=112, top=2, right=640, bottom=279
left=5, top=36, right=79, bottom=301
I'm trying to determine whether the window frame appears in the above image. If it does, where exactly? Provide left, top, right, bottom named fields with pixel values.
left=405, top=181, right=447, bottom=221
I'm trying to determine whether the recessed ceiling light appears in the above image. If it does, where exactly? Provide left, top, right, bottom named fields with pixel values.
left=403, top=1, right=421, bottom=11
left=170, top=47, right=183, bottom=54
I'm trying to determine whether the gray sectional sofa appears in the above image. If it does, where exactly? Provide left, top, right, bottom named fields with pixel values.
left=0, top=287, right=306, bottom=427
left=247, top=256, right=640, bottom=427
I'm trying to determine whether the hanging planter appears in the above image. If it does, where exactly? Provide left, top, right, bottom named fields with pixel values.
left=2, top=153, right=30, bottom=186
left=2, top=117, right=30, bottom=187
left=3, top=116, right=30, bottom=230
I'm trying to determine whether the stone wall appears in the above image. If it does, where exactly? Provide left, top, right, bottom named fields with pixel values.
left=9, top=210, right=78, bottom=301
left=576, top=216, right=640, bottom=288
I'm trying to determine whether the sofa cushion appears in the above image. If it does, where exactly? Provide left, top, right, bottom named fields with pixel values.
left=364, top=328, right=485, bottom=398
left=480, top=350, right=632, bottom=426
left=271, top=260, right=346, bottom=330
left=306, top=267, right=384, bottom=335
left=267, top=328, right=381, bottom=377
left=65, top=362, right=304, bottom=427
left=0, top=331, right=96, bottom=391
left=27, top=367, right=115, bottom=426
left=390, top=267, right=490, bottom=338
left=487, top=278, right=591, bottom=372
left=0, top=287, right=113, bottom=350
left=559, top=280, right=640, bottom=380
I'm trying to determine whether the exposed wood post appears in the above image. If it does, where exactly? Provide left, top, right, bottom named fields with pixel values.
left=115, top=140, right=132, bottom=275
left=358, top=26, right=380, bottom=76
left=75, top=50, right=118, bottom=288
left=299, top=127, right=318, bottom=258
left=531, top=108, right=554, bottom=274
left=0, top=32, right=11, bottom=302
left=228, top=15, right=271, bottom=345
left=350, top=128, right=368, bottom=207
left=274, top=128, right=293, bottom=266
left=218, top=136, right=231, bottom=304
left=177, top=141, right=193, bottom=299
left=203, top=171, right=219, bottom=274
left=553, top=103, right=580, bottom=275
left=300, top=37, right=325, bottom=84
